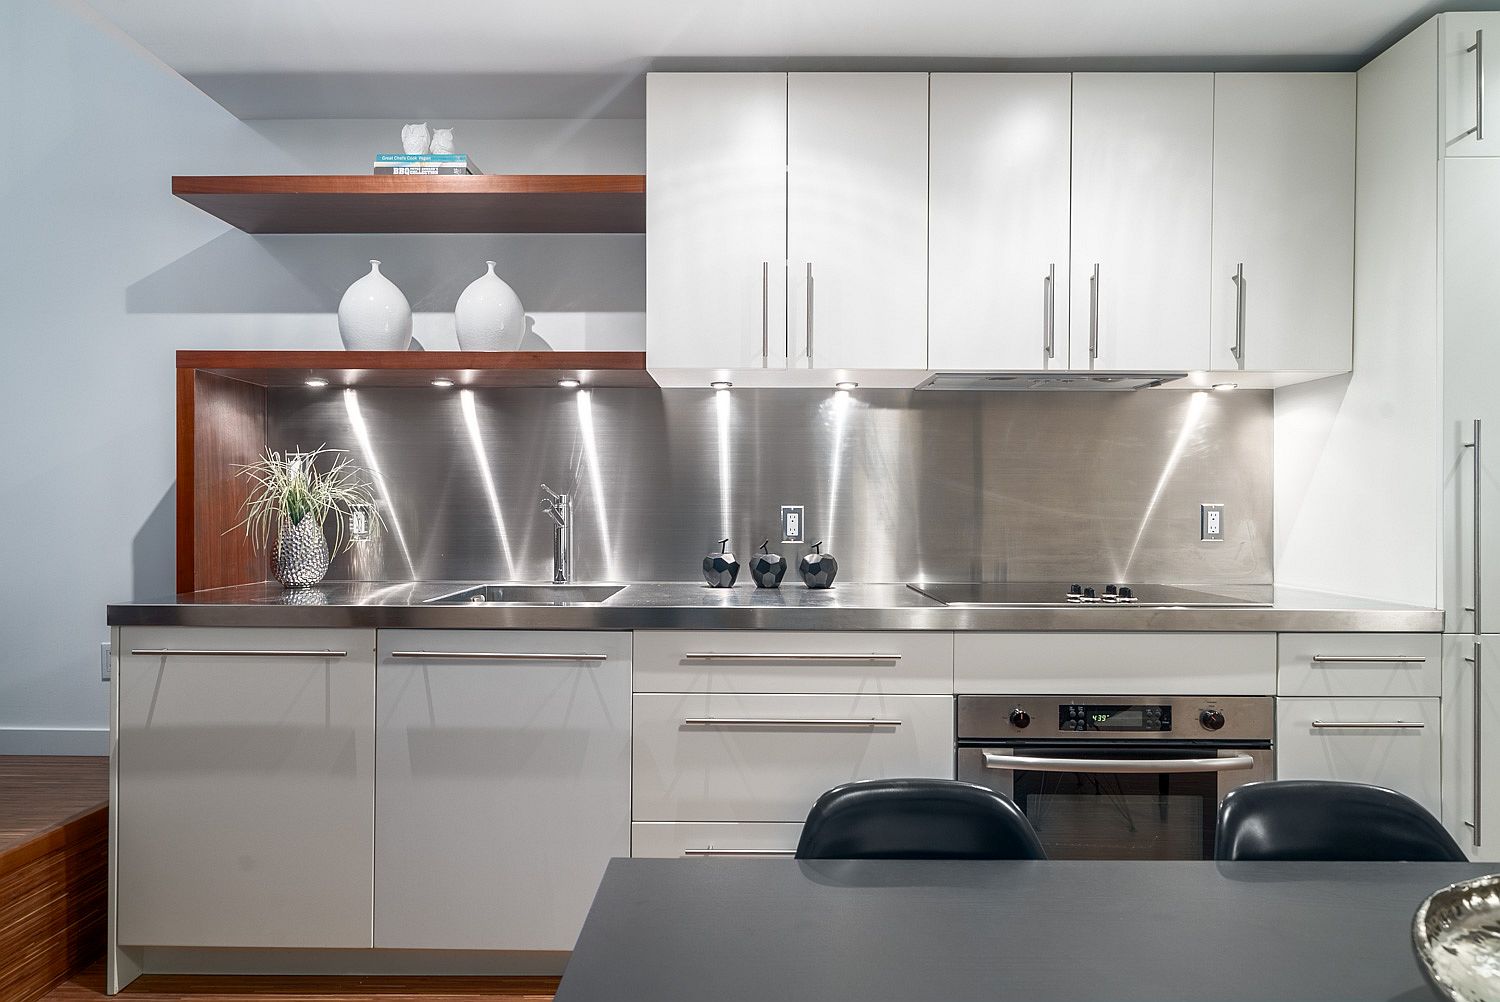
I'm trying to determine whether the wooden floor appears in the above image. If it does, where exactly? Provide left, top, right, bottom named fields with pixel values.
left=44, top=961, right=561, bottom=1000
left=1, top=755, right=111, bottom=1002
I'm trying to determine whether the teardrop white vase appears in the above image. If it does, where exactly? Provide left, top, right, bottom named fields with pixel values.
left=338, top=260, right=412, bottom=351
left=454, top=260, right=525, bottom=351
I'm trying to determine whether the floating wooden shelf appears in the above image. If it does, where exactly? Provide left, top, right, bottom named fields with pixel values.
left=179, top=349, right=654, bottom=388
left=172, top=174, right=646, bottom=234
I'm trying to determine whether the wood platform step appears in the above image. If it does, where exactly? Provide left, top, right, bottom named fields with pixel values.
left=1, top=756, right=110, bottom=1002
left=45, top=960, right=560, bottom=1000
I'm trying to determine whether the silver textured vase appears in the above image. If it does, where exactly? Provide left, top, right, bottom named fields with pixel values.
left=274, top=515, right=330, bottom=588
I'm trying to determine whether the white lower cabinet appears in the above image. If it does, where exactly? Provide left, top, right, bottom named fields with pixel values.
left=1275, top=697, right=1442, bottom=816
left=1442, top=634, right=1499, bottom=860
left=631, top=822, right=804, bottom=858
left=631, top=692, right=953, bottom=822
left=115, top=628, right=376, bottom=948
left=373, top=631, right=631, bottom=951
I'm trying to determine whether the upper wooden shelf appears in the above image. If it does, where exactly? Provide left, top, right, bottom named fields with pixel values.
left=172, top=174, right=646, bottom=234
left=179, top=350, right=656, bottom=388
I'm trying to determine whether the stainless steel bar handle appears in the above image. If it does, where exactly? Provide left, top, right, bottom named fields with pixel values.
left=1467, top=419, right=1483, bottom=634
left=1043, top=264, right=1056, bottom=362
left=1088, top=263, right=1100, bottom=368
left=804, top=263, right=814, bottom=367
left=130, top=649, right=348, bottom=658
left=1310, top=655, right=1428, bottom=664
left=981, top=750, right=1255, bottom=774
left=390, top=651, right=607, bottom=662
left=1466, top=641, right=1483, bottom=848
left=683, top=717, right=902, bottom=728
left=1230, top=263, right=1246, bottom=364
left=761, top=261, right=770, bottom=366
left=682, top=848, right=797, bottom=857
left=1309, top=720, right=1425, bottom=729
left=682, top=653, right=900, bottom=663
left=1467, top=31, right=1486, bottom=141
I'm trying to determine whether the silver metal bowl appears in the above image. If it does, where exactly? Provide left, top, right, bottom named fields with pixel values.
left=1414, top=873, right=1500, bottom=1002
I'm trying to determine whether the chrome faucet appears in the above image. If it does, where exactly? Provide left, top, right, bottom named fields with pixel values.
left=540, top=484, right=573, bottom=584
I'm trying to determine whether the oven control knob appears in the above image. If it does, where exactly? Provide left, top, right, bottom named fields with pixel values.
left=1083, top=587, right=1097, bottom=599
left=1009, top=709, right=1031, bottom=729
left=1200, top=709, right=1226, bottom=731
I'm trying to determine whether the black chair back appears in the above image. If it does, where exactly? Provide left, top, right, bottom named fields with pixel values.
left=795, top=778, right=1047, bottom=860
left=1215, top=780, right=1467, bottom=862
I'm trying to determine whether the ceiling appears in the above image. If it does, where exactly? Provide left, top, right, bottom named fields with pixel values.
left=85, top=0, right=1471, bottom=119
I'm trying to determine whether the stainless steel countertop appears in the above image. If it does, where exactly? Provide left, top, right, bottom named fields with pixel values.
left=106, top=581, right=1444, bottom=632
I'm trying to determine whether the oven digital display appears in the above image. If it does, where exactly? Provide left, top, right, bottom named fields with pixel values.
left=1060, top=703, right=1172, bottom=731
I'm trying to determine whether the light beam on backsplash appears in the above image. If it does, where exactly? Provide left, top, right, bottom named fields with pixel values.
left=460, top=389, right=517, bottom=579
left=343, top=388, right=417, bottom=578
left=1121, top=390, right=1210, bottom=580
left=715, top=387, right=732, bottom=538
left=575, top=389, right=619, bottom=581
left=822, top=388, right=854, bottom=551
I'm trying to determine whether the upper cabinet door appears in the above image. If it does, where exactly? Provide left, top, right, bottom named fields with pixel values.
left=1210, top=74, right=1355, bottom=373
left=646, top=73, right=788, bottom=370
left=787, top=73, right=929, bottom=371
left=1070, top=74, right=1213, bottom=372
left=929, top=74, right=1072, bottom=370
left=1441, top=13, right=1500, bottom=157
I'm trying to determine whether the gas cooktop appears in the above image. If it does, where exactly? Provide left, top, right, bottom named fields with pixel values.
left=906, top=582, right=1271, bottom=608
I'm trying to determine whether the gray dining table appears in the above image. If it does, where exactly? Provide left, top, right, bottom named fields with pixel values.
left=553, top=857, right=1493, bottom=1002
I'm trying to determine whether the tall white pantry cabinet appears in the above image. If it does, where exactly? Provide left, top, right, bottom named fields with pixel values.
left=1356, top=14, right=1500, bottom=860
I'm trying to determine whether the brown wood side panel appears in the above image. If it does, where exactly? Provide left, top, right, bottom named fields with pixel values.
left=0, top=814, right=108, bottom=1002
left=45, top=961, right=560, bottom=1000
left=188, top=372, right=268, bottom=592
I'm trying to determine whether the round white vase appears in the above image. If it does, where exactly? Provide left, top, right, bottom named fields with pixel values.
left=454, top=260, right=525, bottom=351
left=338, top=260, right=412, bottom=351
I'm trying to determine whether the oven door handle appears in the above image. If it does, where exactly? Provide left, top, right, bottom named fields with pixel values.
left=979, top=750, right=1257, bottom=774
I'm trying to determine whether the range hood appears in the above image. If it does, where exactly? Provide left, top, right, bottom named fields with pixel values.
left=916, top=372, right=1188, bottom=391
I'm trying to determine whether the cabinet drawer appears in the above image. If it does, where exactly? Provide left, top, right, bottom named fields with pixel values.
left=1277, top=634, right=1441, bottom=697
left=1276, top=697, right=1441, bottom=816
left=632, top=822, right=803, bottom=858
left=634, top=631, right=953, bottom=694
left=955, top=633, right=1275, bottom=694
left=632, top=693, right=954, bottom=822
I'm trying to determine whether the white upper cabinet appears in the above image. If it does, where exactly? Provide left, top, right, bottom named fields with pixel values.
left=646, top=73, right=788, bottom=370
left=787, top=73, right=929, bottom=371
left=1210, top=74, right=1355, bottom=373
left=928, top=73, right=1072, bottom=370
left=1069, top=74, right=1214, bottom=372
left=1441, top=13, right=1500, bottom=157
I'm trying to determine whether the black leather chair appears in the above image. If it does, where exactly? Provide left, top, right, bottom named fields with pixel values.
left=1215, top=780, right=1467, bottom=862
left=795, top=778, right=1047, bottom=860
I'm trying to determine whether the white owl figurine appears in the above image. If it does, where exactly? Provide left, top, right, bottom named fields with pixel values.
left=430, top=128, right=456, bottom=155
left=400, top=123, right=431, bottom=154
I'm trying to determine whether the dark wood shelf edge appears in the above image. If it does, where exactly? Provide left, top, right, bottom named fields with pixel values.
left=172, top=174, right=645, bottom=195
left=177, top=350, right=648, bottom=371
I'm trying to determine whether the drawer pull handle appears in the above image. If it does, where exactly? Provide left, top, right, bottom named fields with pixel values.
left=130, top=649, right=348, bottom=658
left=682, top=717, right=902, bottom=728
left=1309, top=655, right=1427, bottom=664
left=682, top=653, right=900, bottom=663
left=683, top=848, right=797, bottom=857
left=1309, top=720, right=1425, bottom=729
left=390, top=651, right=607, bottom=662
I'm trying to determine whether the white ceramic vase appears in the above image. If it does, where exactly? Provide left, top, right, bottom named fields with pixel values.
left=454, top=260, right=525, bottom=351
left=338, top=260, right=413, bottom=351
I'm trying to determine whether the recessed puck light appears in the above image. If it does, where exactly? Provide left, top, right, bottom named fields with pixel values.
left=710, top=380, right=733, bottom=390
left=431, top=377, right=455, bottom=388
left=304, top=376, right=329, bottom=388
left=557, top=378, right=582, bottom=388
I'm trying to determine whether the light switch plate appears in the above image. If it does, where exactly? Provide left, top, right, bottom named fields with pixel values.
left=350, top=503, right=372, bottom=541
left=780, top=505, right=805, bottom=544
left=100, top=642, right=112, bottom=682
left=1200, top=503, right=1225, bottom=542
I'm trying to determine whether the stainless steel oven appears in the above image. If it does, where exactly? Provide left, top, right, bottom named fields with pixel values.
left=956, top=695, right=1274, bottom=860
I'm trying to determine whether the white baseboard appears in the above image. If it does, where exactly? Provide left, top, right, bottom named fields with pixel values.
left=0, top=727, right=109, bottom=755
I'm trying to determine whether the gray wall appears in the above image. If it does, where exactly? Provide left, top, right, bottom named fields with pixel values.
left=269, top=387, right=1273, bottom=586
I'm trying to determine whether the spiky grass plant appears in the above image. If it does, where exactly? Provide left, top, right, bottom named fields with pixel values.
left=230, top=445, right=380, bottom=557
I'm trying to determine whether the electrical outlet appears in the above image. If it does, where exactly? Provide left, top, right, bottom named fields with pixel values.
left=350, top=503, right=372, bottom=541
left=780, top=505, right=805, bottom=544
left=1200, top=503, right=1225, bottom=542
left=100, top=642, right=112, bottom=683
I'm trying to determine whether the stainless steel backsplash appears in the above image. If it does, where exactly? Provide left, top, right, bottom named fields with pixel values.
left=267, top=387, right=1272, bottom=585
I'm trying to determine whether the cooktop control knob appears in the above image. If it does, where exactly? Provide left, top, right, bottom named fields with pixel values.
left=1010, top=709, right=1031, bottom=729
left=1200, top=709, right=1226, bottom=731
left=1068, top=583, right=1083, bottom=596
left=1083, top=587, right=1097, bottom=600
left=1119, top=586, right=1134, bottom=602
left=1104, top=584, right=1118, bottom=595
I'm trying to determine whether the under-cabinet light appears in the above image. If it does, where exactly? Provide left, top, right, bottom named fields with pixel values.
left=1212, top=382, right=1239, bottom=392
left=304, top=377, right=329, bottom=388
left=835, top=381, right=859, bottom=391
left=710, top=380, right=733, bottom=390
left=557, top=378, right=582, bottom=388
left=431, top=377, right=455, bottom=388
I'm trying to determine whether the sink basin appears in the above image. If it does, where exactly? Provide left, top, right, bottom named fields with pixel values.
left=425, top=584, right=625, bottom=606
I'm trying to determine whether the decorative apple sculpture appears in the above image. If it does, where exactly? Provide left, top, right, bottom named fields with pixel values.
left=701, top=537, right=740, bottom=588
left=749, top=539, right=787, bottom=589
left=797, top=541, right=838, bottom=589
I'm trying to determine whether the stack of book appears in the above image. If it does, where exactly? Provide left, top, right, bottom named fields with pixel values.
left=372, top=154, right=482, bottom=176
